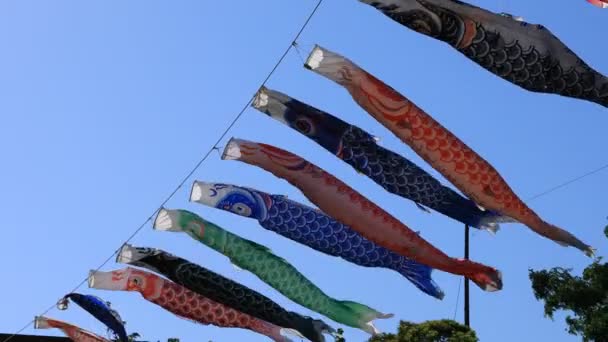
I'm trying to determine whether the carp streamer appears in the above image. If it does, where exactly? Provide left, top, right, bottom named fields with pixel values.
left=252, top=86, right=512, bottom=232
left=35, top=316, right=110, bottom=342
left=153, top=208, right=392, bottom=334
left=57, top=293, right=128, bottom=342
left=190, top=181, right=444, bottom=299
left=89, top=267, right=298, bottom=342
left=116, top=244, right=333, bottom=342
left=220, top=138, right=502, bottom=291
left=305, top=45, right=594, bottom=257
left=357, top=0, right=607, bottom=107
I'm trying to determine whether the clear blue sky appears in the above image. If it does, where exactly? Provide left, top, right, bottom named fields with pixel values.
left=1, top=1, right=606, bottom=341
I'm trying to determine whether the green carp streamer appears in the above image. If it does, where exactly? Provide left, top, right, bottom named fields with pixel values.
left=154, top=208, right=393, bottom=334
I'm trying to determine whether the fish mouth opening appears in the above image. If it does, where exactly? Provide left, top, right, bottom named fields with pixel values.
left=189, top=181, right=223, bottom=207
left=253, top=86, right=269, bottom=109
left=87, top=270, right=97, bottom=288
left=116, top=244, right=141, bottom=264
left=189, top=181, right=204, bottom=203
left=305, top=45, right=324, bottom=70
left=153, top=208, right=181, bottom=232
left=34, top=316, right=48, bottom=329
left=221, top=138, right=242, bottom=161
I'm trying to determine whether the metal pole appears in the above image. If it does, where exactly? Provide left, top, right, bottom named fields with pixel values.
left=464, top=224, right=470, bottom=327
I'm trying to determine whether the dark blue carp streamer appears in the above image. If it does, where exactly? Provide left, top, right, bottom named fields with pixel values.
left=58, top=293, right=128, bottom=342
left=252, top=87, right=512, bottom=232
left=190, top=181, right=444, bottom=299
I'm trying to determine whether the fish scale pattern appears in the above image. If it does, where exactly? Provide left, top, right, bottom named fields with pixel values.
left=305, top=44, right=593, bottom=255
left=262, top=195, right=442, bottom=297
left=122, top=249, right=329, bottom=342
left=223, top=234, right=329, bottom=309
left=149, top=277, right=281, bottom=339
left=343, top=126, right=442, bottom=202
left=252, top=87, right=505, bottom=230
left=364, top=0, right=608, bottom=107
left=60, top=294, right=128, bottom=342
left=340, top=125, right=503, bottom=229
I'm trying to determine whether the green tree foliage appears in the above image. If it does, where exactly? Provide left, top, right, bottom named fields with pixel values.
left=368, top=319, right=478, bottom=342
left=528, top=226, right=608, bottom=341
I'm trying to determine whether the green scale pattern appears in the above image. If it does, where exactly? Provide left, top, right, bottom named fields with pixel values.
left=156, top=208, right=392, bottom=334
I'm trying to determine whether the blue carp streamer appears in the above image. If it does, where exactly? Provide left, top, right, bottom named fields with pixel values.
left=190, top=181, right=444, bottom=299
left=58, top=293, right=128, bottom=342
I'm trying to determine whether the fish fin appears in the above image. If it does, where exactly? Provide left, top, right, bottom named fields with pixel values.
left=230, top=262, right=244, bottom=271
left=365, top=321, right=382, bottom=336
left=277, top=328, right=302, bottom=342
left=240, top=238, right=273, bottom=254
left=464, top=263, right=502, bottom=292
left=415, top=202, right=431, bottom=213
left=338, top=300, right=393, bottom=332
left=476, top=213, right=518, bottom=234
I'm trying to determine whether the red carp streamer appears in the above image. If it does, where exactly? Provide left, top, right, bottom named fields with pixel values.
left=222, top=138, right=502, bottom=291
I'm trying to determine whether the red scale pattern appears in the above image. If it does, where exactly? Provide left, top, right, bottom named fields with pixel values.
left=235, top=140, right=501, bottom=290
left=321, top=57, right=591, bottom=255
left=143, top=275, right=279, bottom=339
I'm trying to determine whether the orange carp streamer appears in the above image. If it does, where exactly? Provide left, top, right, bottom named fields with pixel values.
left=305, top=45, right=594, bottom=257
left=34, top=316, right=110, bottom=342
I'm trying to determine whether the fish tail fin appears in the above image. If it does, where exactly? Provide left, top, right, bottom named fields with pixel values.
left=268, top=327, right=302, bottom=342
left=535, top=221, right=595, bottom=257
left=585, top=247, right=597, bottom=258
left=118, top=332, right=129, bottom=342
left=337, top=300, right=393, bottom=335
left=454, top=259, right=502, bottom=292
left=475, top=211, right=518, bottom=234
left=294, top=317, right=333, bottom=342
left=396, top=261, right=445, bottom=300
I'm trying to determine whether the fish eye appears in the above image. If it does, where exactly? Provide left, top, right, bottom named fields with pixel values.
left=131, top=276, right=143, bottom=286
left=231, top=203, right=252, bottom=217
left=187, top=222, right=201, bottom=232
left=294, top=118, right=313, bottom=134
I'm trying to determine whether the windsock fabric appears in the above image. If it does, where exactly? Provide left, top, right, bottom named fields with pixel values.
left=356, top=0, right=607, bottom=107
left=34, top=316, right=110, bottom=342
left=220, top=138, right=502, bottom=291
left=305, top=45, right=594, bottom=257
left=116, top=244, right=333, bottom=342
left=191, top=181, right=444, bottom=299
left=252, top=86, right=512, bottom=232
left=588, top=0, right=608, bottom=8
left=88, top=267, right=297, bottom=342
left=153, top=208, right=392, bottom=334
left=57, top=293, right=127, bottom=342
